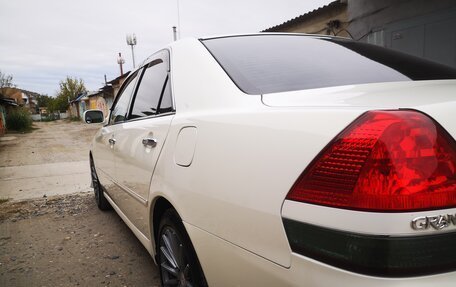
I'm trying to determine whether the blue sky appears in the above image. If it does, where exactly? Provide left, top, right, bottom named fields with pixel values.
left=0, top=0, right=333, bottom=96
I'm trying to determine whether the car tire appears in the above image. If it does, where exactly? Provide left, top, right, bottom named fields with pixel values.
left=158, top=209, right=207, bottom=287
left=90, top=156, right=111, bottom=211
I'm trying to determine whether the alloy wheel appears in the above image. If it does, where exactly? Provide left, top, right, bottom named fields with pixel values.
left=160, top=227, right=194, bottom=287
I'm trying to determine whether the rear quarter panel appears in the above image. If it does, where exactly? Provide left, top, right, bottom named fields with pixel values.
left=148, top=39, right=369, bottom=267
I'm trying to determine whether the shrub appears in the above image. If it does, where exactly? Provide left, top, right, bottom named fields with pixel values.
left=40, top=116, right=54, bottom=122
left=41, top=112, right=60, bottom=122
left=6, top=107, right=33, bottom=132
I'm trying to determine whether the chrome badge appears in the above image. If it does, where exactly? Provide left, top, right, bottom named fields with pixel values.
left=411, top=214, right=456, bottom=230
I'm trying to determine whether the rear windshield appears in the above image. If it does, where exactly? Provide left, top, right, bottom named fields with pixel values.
left=201, top=35, right=456, bottom=95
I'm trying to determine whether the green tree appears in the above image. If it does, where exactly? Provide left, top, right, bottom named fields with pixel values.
left=37, top=94, right=52, bottom=108
left=47, top=99, right=57, bottom=113
left=55, top=76, right=87, bottom=112
left=53, top=95, right=71, bottom=112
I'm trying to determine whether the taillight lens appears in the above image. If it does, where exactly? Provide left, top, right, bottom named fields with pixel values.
left=287, top=110, right=456, bottom=212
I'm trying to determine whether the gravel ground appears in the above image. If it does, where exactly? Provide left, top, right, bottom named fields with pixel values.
left=0, top=192, right=160, bottom=287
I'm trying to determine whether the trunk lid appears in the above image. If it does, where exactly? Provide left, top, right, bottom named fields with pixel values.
left=262, top=79, right=456, bottom=139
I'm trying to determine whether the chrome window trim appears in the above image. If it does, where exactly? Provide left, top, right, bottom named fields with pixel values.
left=123, top=111, right=176, bottom=124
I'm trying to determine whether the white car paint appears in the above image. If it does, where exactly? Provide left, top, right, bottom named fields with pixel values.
left=89, top=35, right=456, bottom=286
left=174, top=126, right=198, bottom=167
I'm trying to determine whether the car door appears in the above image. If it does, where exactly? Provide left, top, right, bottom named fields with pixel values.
left=93, top=71, right=139, bottom=193
left=112, top=50, right=174, bottom=236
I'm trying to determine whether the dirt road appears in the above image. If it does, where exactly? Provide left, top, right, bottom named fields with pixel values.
left=0, top=120, right=160, bottom=286
left=0, top=120, right=99, bottom=200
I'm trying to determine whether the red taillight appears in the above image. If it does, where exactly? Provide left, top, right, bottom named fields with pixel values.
left=287, top=110, right=456, bottom=212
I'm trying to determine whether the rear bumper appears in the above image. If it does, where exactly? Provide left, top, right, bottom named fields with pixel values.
left=283, top=218, right=456, bottom=277
left=185, top=222, right=456, bottom=287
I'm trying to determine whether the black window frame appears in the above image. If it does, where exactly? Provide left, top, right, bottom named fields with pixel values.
left=108, top=70, right=140, bottom=125
left=107, top=49, right=174, bottom=126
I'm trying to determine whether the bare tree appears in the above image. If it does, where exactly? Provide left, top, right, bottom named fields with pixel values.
left=0, top=70, right=15, bottom=96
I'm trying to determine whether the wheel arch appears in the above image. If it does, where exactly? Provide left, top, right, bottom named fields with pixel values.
left=89, top=151, right=95, bottom=166
left=151, top=196, right=208, bottom=286
left=150, top=196, right=174, bottom=261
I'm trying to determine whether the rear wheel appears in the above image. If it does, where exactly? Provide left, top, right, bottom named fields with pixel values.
left=158, top=209, right=207, bottom=287
left=90, top=156, right=111, bottom=210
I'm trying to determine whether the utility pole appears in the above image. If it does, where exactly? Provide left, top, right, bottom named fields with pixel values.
left=172, top=26, right=177, bottom=41
left=126, top=34, right=137, bottom=69
left=117, top=52, right=125, bottom=76
left=177, top=0, right=181, bottom=39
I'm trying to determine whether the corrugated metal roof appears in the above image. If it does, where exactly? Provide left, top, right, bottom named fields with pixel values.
left=107, top=71, right=131, bottom=85
left=86, top=91, right=99, bottom=97
left=0, top=98, right=19, bottom=106
left=70, top=92, right=87, bottom=103
left=262, top=0, right=346, bottom=32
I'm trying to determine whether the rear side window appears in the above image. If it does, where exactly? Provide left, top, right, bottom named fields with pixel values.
left=202, top=35, right=456, bottom=95
left=130, top=59, right=168, bottom=119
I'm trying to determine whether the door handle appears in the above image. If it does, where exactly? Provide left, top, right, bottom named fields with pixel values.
left=109, top=138, right=116, bottom=145
left=142, top=138, right=157, bottom=148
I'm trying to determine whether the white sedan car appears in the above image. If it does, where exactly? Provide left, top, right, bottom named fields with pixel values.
left=85, top=34, right=456, bottom=287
